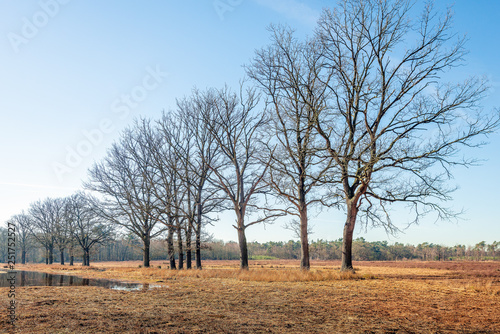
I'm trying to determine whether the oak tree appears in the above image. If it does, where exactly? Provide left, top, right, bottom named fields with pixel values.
left=314, top=0, right=499, bottom=270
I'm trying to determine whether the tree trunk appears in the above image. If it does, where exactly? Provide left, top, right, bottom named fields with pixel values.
left=195, top=197, right=203, bottom=269
left=167, top=222, right=176, bottom=270
left=83, top=249, right=90, bottom=266
left=48, top=246, right=54, bottom=264
left=70, top=255, right=74, bottom=266
left=186, top=222, right=192, bottom=269
left=297, top=160, right=310, bottom=270
left=341, top=200, right=358, bottom=271
left=195, top=234, right=202, bottom=269
left=237, top=224, right=249, bottom=270
left=177, top=223, right=184, bottom=270
left=143, top=235, right=150, bottom=268
left=299, top=206, right=310, bottom=270
left=60, top=250, right=65, bottom=265
left=45, top=248, right=48, bottom=264
left=21, top=249, right=26, bottom=265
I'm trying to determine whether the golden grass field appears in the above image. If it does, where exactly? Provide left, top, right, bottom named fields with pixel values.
left=1, top=260, right=499, bottom=333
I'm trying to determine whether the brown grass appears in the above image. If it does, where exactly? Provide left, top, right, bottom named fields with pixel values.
left=1, top=260, right=499, bottom=333
left=9, top=261, right=373, bottom=283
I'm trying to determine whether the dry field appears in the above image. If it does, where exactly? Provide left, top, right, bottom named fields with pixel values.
left=1, top=260, right=499, bottom=333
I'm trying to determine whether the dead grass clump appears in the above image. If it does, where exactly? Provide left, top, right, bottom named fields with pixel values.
left=460, top=279, right=500, bottom=296
left=154, top=268, right=371, bottom=282
left=236, top=269, right=365, bottom=282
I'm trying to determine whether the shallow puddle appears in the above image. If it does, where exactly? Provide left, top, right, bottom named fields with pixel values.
left=0, top=270, right=161, bottom=291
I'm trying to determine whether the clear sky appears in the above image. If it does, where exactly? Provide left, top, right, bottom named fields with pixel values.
left=1, top=0, right=499, bottom=247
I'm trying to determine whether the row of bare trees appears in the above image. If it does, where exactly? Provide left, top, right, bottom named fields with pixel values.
left=85, top=85, right=280, bottom=269
left=5, top=0, right=499, bottom=271
left=3, top=229, right=498, bottom=264
left=7, top=193, right=113, bottom=266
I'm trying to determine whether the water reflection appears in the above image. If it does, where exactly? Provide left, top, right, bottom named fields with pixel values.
left=0, top=270, right=160, bottom=291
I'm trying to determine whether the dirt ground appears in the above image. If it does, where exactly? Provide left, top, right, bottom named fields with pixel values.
left=1, top=260, right=499, bottom=333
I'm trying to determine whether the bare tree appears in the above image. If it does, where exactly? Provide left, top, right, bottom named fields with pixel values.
left=172, top=90, right=225, bottom=269
left=118, top=118, right=180, bottom=270
left=313, top=0, right=499, bottom=271
left=248, top=25, right=333, bottom=270
left=53, top=198, right=74, bottom=265
left=28, top=197, right=65, bottom=264
left=203, top=85, right=274, bottom=270
left=153, top=114, right=192, bottom=269
left=7, top=212, right=34, bottom=264
left=63, top=210, right=78, bottom=266
left=85, top=131, right=166, bottom=267
left=66, top=192, right=114, bottom=266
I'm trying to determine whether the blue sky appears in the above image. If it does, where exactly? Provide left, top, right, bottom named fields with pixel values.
left=1, top=0, right=499, bottom=246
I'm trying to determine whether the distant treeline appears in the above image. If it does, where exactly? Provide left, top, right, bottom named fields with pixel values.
left=203, top=239, right=500, bottom=262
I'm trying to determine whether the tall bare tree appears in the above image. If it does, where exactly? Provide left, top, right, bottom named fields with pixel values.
left=118, top=118, right=180, bottom=270
left=203, top=85, right=274, bottom=270
left=85, top=132, right=166, bottom=267
left=172, top=90, right=225, bottom=269
left=313, top=0, right=499, bottom=270
left=154, top=113, right=193, bottom=269
left=248, top=25, right=333, bottom=270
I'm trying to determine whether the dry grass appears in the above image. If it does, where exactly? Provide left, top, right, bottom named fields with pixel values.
left=1, top=260, right=499, bottom=333
left=11, top=261, right=373, bottom=283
